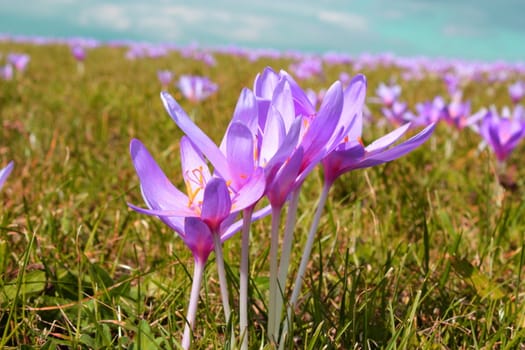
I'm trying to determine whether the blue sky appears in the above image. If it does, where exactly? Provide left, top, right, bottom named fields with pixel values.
left=0, top=0, right=524, bottom=62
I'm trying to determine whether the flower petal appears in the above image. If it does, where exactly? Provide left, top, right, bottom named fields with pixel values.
left=340, top=74, right=366, bottom=141
left=129, top=139, right=194, bottom=216
left=321, top=141, right=366, bottom=184
left=365, top=122, right=411, bottom=154
left=267, top=147, right=303, bottom=208
left=0, top=161, right=14, bottom=190
left=271, top=80, right=295, bottom=132
left=201, top=177, right=232, bottom=230
left=264, top=117, right=302, bottom=181
left=232, top=88, right=258, bottom=127
left=232, top=167, right=265, bottom=211
left=128, top=203, right=187, bottom=236
left=254, top=67, right=280, bottom=99
left=301, top=81, right=343, bottom=161
left=225, top=122, right=255, bottom=189
left=180, top=136, right=211, bottom=201
left=184, top=217, right=214, bottom=263
left=279, top=70, right=316, bottom=117
left=220, top=88, right=259, bottom=153
left=160, top=91, right=231, bottom=179
left=260, top=105, right=286, bottom=165
left=357, top=123, right=436, bottom=168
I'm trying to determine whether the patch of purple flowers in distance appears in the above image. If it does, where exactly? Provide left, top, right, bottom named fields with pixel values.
left=177, top=75, right=218, bottom=102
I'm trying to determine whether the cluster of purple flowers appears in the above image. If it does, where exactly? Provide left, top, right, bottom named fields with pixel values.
left=289, top=57, right=324, bottom=80
left=177, top=75, right=218, bottom=103
left=180, top=44, right=216, bottom=66
left=157, top=70, right=218, bottom=102
left=375, top=79, right=525, bottom=163
left=0, top=52, right=30, bottom=80
left=3, top=33, right=524, bottom=348
left=130, top=67, right=435, bottom=348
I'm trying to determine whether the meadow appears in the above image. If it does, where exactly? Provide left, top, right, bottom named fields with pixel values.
left=1, top=39, right=525, bottom=349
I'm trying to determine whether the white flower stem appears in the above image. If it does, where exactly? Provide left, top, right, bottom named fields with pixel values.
left=181, top=259, right=205, bottom=350
left=274, top=187, right=301, bottom=338
left=213, top=232, right=231, bottom=322
left=240, top=206, right=254, bottom=350
left=268, top=205, right=282, bottom=344
left=279, top=182, right=330, bottom=348
left=76, top=62, right=85, bottom=76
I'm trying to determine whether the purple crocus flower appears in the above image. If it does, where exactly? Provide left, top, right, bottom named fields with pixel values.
left=146, top=45, right=169, bottom=58
left=477, top=108, right=525, bottom=162
left=157, top=70, right=174, bottom=88
left=289, top=57, right=323, bottom=80
left=322, top=121, right=436, bottom=186
left=382, top=101, right=410, bottom=126
left=338, top=72, right=352, bottom=85
left=441, top=93, right=473, bottom=130
left=508, top=81, right=524, bottom=105
left=0, top=161, right=14, bottom=190
left=177, top=75, right=218, bottom=102
left=281, top=78, right=436, bottom=346
left=7, top=53, right=30, bottom=72
left=408, top=96, right=446, bottom=127
left=248, top=68, right=369, bottom=200
left=188, top=51, right=216, bottom=66
left=129, top=137, right=265, bottom=253
left=252, top=69, right=370, bottom=341
left=443, top=72, right=460, bottom=95
left=131, top=87, right=268, bottom=348
left=251, top=68, right=356, bottom=204
left=375, top=82, right=401, bottom=107
left=125, top=45, right=145, bottom=60
left=0, top=64, right=13, bottom=80
left=71, top=45, right=86, bottom=61
left=162, top=69, right=365, bottom=344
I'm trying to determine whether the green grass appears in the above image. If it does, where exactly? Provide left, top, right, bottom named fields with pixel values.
left=1, top=41, right=525, bottom=349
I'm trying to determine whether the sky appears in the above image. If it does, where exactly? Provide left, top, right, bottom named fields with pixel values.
left=0, top=0, right=524, bottom=62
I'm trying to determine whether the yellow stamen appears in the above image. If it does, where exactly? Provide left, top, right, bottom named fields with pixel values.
left=185, top=166, right=206, bottom=207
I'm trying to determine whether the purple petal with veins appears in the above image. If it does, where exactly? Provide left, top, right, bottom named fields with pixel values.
left=160, top=91, right=231, bottom=180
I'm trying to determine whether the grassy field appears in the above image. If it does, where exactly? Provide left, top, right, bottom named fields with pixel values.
left=1, top=41, right=525, bottom=349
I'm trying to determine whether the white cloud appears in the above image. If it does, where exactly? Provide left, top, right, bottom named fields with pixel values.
left=163, top=5, right=207, bottom=23
left=227, top=14, right=273, bottom=42
left=78, top=4, right=131, bottom=31
left=0, top=0, right=76, bottom=17
left=163, top=5, right=236, bottom=24
left=136, top=16, right=183, bottom=41
left=442, top=24, right=482, bottom=37
left=318, top=11, right=368, bottom=31
left=229, top=27, right=262, bottom=41
left=381, top=9, right=405, bottom=20
left=130, top=5, right=272, bottom=43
